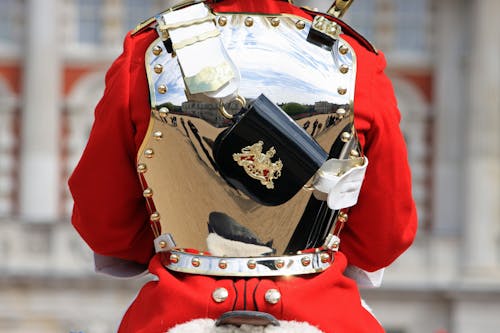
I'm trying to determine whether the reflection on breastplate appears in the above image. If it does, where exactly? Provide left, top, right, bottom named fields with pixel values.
left=137, top=13, right=358, bottom=255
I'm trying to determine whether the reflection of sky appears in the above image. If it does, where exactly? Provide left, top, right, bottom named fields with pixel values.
left=160, top=17, right=347, bottom=106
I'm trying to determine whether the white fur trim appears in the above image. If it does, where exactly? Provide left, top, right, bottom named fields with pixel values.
left=167, top=319, right=324, bottom=333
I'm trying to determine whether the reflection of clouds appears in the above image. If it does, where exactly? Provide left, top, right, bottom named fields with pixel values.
left=160, top=16, right=346, bottom=106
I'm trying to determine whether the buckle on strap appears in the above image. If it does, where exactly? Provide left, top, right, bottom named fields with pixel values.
left=160, top=249, right=334, bottom=277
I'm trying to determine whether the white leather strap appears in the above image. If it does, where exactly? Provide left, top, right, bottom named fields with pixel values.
left=157, top=3, right=240, bottom=101
left=313, top=156, right=368, bottom=210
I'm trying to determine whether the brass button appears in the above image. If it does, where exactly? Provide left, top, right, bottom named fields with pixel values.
left=137, top=163, right=147, bottom=173
left=158, top=84, right=167, bottom=94
left=158, top=107, right=169, bottom=118
left=270, top=17, right=280, bottom=27
left=153, top=131, right=163, bottom=140
left=264, top=289, right=281, bottom=304
left=341, top=132, right=352, bottom=142
left=169, top=253, right=179, bottom=263
left=337, top=87, right=347, bottom=95
left=218, top=16, right=228, bottom=26
left=191, top=257, right=201, bottom=267
left=301, top=256, right=311, bottom=267
left=247, top=259, right=257, bottom=269
left=152, top=45, right=162, bottom=56
left=244, top=17, right=254, bottom=27
left=339, top=44, right=349, bottom=54
left=339, top=64, right=349, bottom=74
left=144, top=148, right=154, bottom=158
left=143, top=188, right=153, bottom=197
left=153, top=64, right=163, bottom=74
left=295, top=20, right=306, bottom=30
left=219, top=260, right=228, bottom=269
left=150, top=212, right=160, bottom=221
left=212, top=287, right=229, bottom=303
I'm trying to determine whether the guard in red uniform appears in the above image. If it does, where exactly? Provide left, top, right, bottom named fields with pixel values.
left=69, top=1, right=417, bottom=332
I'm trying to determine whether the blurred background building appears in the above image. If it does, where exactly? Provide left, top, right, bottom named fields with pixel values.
left=0, top=0, right=499, bottom=332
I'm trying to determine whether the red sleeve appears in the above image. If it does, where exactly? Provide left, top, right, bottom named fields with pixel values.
left=68, top=31, right=157, bottom=265
left=340, top=41, right=418, bottom=272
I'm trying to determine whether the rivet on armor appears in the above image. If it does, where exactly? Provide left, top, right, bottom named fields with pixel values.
left=339, top=64, right=349, bottom=74
left=158, top=240, right=167, bottom=249
left=158, top=84, right=168, bottom=94
left=212, top=287, right=229, bottom=303
left=169, top=253, right=179, bottom=263
left=341, top=132, right=351, bottom=142
left=191, top=257, right=201, bottom=267
left=264, top=289, right=281, bottom=305
left=218, top=16, right=228, bottom=26
left=144, top=148, right=154, bottom=158
left=244, top=17, right=254, bottom=27
left=152, top=45, right=162, bottom=56
left=295, top=20, right=306, bottom=30
left=137, top=163, right=147, bottom=173
left=219, top=260, right=228, bottom=269
left=301, top=256, right=311, bottom=266
left=143, top=188, right=153, bottom=197
left=337, top=87, right=347, bottom=95
left=159, top=107, right=169, bottom=118
left=339, top=44, right=349, bottom=55
left=327, top=23, right=339, bottom=36
left=154, top=64, right=163, bottom=74
left=296, top=250, right=303, bottom=255
left=150, top=212, right=160, bottom=221
left=270, top=17, right=280, bottom=27
left=336, top=108, right=346, bottom=116
left=275, top=259, right=285, bottom=269
left=247, top=260, right=257, bottom=269
left=153, top=131, right=163, bottom=140
left=349, top=149, right=360, bottom=158
left=320, top=252, right=331, bottom=263
left=338, top=211, right=349, bottom=223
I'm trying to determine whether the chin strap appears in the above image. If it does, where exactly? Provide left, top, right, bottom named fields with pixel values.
left=327, top=0, right=355, bottom=18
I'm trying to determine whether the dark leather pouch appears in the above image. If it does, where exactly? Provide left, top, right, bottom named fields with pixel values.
left=213, top=94, right=328, bottom=206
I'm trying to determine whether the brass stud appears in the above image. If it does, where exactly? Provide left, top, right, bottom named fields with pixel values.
left=212, top=287, right=229, bottom=303
left=169, top=253, right=179, bottom=263
left=338, top=211, right=348, bottom=223
left=143, top=188, right=153, bottom=197
left=341, top=132, right=352, bottom=142
left=218, top=16, right=228, bottom=26
left=150, top=212, right=160, bottom=221
left=159, top=240, right=167, bottom=248
left=158, top=84, right=167, bottom=94
left=301, top=256, right=311, bottom=266
left=152, top=45, right=163, bottom=56
left=191, top=257, right=201, bottom=267
left=144, top=148, right=154, bottom=158
left=296, top=250, right=303, bottom=255
left=295, top=20, right=306, bottom=30
left=327, top=23, right=339, bottom=36
left=219, top=260, right=228, bottom=269
left=339, top=44, right=349, bottom=55
left=264, top=289, right=281, bottom=304
left=350, top=149, right=360, bottom=158
left=339, top=64, right=349, bottom=74
left=315, top=248, right=321, bottom=253
left=159, top=107, right=169, bottom=118
left=247, top=260, right=257, bottom=269
left=320, top=252, right=331, bottom=263
left=137, top=163, right=147, bottom=173
left=337, top=87, right=347, bottom=95
left=153, top=131, right=163, bottom=140
left=270, top=17, right=280, bottom=27
left=244, top=17, right=254, bottom=27
left=275, top=259, right=285, bottom=269
left=154, top=64, right=163, bottom=74
left=336, top=108, right=347, bottom=116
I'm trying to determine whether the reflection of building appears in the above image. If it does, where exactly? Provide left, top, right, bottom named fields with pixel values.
left=1, top=1, right=500, bottom=332
left=182, top=101, right=237, bottom=128
left=314, top=101, right=334, bottom=114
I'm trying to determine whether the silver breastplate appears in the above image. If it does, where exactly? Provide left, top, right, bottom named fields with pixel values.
left=137, top=12, right=357, bottom=256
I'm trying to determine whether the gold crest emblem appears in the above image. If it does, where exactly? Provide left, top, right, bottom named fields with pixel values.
left=233, top=141, right=283, bottom=189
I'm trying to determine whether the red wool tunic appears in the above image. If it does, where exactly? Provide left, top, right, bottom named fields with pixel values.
left=68, top=0, right=417, bottom=332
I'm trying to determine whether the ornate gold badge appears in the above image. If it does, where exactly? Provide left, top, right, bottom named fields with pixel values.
left=233, top=141, right=283, bottom=189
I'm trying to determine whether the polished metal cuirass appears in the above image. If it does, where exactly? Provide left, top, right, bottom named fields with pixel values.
left=137, top=11, right=358, bottom=255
